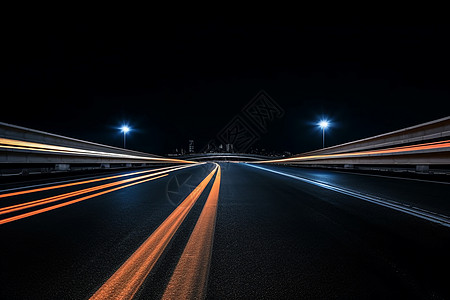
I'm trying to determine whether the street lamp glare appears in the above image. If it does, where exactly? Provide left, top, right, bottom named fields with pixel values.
left=319, top=120, right=329, bottom=129
left=121, top=126, right=130, bottom=133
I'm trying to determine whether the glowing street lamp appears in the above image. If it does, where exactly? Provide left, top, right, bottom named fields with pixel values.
left=120, top=125, right=130, bottom=148
left=318, top=120, right=329, bottom=148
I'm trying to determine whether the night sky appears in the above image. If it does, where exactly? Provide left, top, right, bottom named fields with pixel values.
left=3, top=16, right=450, bottom=155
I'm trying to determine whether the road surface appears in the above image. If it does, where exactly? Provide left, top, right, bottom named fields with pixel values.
left=0, top=162, right=449, bottom=299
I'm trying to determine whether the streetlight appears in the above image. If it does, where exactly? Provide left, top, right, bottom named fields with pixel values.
left=120, top=125, right=130, bottom=148
left=318, top=120, right=329, bottom=148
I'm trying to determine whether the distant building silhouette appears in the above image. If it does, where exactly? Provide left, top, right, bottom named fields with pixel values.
left=188, top=140, right=194, bottom=153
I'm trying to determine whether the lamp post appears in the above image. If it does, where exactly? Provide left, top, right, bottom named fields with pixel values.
left=120, top=125, right=130, bottom=148
left=318, top=120, right=329, bottom=148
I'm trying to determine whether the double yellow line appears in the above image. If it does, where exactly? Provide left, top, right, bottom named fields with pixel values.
left=90, top=164, right=222, bottom=300
left=162, top=164, right=221, bottom=299
left=0, top=164, right=198, bottom=225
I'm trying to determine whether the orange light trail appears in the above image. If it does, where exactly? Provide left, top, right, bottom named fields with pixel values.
left=0, top=171, right=168, bottom=215
left=260, top=140, right=450, bottom=164
left=0, top=174, right=168, bottom=225
left=162, top=164, right=221, bottom=300
left=89, top=166, right=218, bottom=300
left=0, top=165, right=188, bottom=199
left=0, top=164, right=199, bottom=225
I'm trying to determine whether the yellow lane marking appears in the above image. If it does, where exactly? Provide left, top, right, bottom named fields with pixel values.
left=89, top=166, right=218, bottom=300
left=162, top=164, right=221, bottom=300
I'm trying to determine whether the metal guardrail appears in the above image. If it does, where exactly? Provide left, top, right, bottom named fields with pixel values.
left=302, top=116, right=450, bottom=156
left=0, top=122, right=193, bottom=166
left=260, top=117, right=450, bottom=169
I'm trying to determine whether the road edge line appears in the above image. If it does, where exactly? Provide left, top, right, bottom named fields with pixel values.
left=245, top=164, right=450, bottom=228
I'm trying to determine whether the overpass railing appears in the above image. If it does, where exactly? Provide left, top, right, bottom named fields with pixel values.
left=260, top=117, right=450, bottom=172
left=0, top=122, right=193, bottom=169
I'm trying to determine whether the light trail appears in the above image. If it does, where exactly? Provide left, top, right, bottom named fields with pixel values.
left=259, top=139, right=450, bottom=164
left=0, top=171, right=166, bottom=215
left=0, top=165, right=181, bottom=199
left=162, top=164, right=221, bottom=300
left=0, top=164, right=200, bottom=225
left=0, top=164, right=200, bottom=199
left=90, top=166, right=218, bottom=300
left=0, top=174, right=168, bottom=225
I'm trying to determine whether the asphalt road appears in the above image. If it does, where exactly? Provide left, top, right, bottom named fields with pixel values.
left=0, top=162, right=449, bottom=299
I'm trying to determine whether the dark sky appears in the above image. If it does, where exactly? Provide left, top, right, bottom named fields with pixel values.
left=2, top=16, right=450, bottom=155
